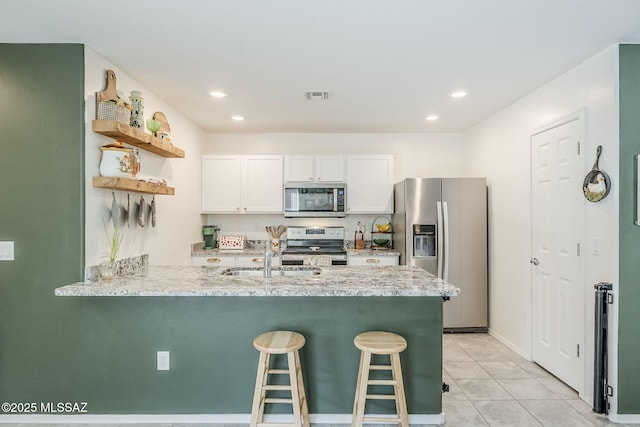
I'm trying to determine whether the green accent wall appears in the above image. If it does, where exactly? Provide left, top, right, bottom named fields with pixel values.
left=0, top=43, right=85, bottom=401
left=618, top=44, right=640, bottom=414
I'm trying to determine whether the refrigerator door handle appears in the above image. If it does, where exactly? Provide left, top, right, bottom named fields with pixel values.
left=443, top=201, right=450, bottom=282
left=437, top=201, right=444, bottom=279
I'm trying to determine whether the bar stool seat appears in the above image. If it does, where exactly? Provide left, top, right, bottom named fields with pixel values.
left=352, top=331, right=409, bottom=427
left=250, top=331, right=310, bottom=427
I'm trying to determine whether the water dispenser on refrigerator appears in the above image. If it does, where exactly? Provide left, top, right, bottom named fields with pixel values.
left=413, top=224, right=436, bottom=257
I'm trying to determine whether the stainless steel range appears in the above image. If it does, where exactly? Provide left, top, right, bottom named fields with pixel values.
left=281, top=226, right=347, bottom=265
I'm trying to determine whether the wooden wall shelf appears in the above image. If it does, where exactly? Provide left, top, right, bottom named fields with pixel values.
left=92, top=120, right=185, bottom=158
left=93, top=176, right=175, bottom=195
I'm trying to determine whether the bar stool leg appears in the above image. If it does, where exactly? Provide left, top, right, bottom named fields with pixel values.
left=287, top=351, right=302, bottom=427
left=294, top=350, right=310, bottom=427
left=352, top=350, right=372, bottom=427
left=351, top=350, right=365, bottom=425
left=391, top=352, right=409, bottom=427
left=250, top=351, right=269, bottom=427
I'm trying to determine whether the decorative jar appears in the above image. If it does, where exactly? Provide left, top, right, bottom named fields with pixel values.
left=100, top=258, right=116, bottom=280
left=99, top=144, right=138, bottom=178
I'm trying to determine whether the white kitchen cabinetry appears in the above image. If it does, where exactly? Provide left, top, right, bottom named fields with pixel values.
left=191, top=255, right=236, bottom=266
left=346, top=155, right=394, bottom=213
left=284, top=155, right=345, bottom=182
left=191, top=254, right=279, bottom=267
left=235, top=255, right=269, bottom=267
left=348, top=254, right=399, bottom=266
left=201, top=155, right=283, bottom=213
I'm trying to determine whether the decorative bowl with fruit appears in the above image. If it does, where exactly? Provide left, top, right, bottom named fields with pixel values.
left=375, top=223, right=392, bottom=232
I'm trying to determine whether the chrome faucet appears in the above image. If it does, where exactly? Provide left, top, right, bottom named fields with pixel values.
left=264, top=243, right=272, bottom=278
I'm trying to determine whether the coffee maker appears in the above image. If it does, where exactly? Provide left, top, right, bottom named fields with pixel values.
left=202, top=225, right=219, bottom=249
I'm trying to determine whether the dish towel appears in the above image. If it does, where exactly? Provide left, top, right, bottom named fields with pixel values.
left=303, top=255, right=332, bottom=266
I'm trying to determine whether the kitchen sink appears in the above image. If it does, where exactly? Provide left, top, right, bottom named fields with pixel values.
left=221, top=267, right=321, bottom=277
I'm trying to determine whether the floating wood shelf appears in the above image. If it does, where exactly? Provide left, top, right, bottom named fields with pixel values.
left=92, top=120, right=185, bottom=158
left=93, top=176, right=175, bottom=195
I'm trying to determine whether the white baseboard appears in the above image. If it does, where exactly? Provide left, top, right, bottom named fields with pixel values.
left=488, top=328, right=530, bottom=360
left=607, top=412, right=640, bottom=424
left=0, top=412, right=446, bottom=425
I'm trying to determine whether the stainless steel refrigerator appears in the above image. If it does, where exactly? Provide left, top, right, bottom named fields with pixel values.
left=393, top=178, right=488, bottom=331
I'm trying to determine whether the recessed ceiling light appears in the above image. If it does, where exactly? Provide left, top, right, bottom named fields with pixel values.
left=448, top=90, right=467, bottom=98
left=425, top=114, right=439, bottom=121
left=210, top=91, right=228, bottom=98
left=231, top=115, right=244, bottom=121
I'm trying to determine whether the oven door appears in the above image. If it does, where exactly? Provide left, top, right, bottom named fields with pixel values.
left=284, top=183, right=346, bottom=217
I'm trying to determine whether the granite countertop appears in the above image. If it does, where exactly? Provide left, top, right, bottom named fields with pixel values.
left=55, top=265, right=459, bottom=297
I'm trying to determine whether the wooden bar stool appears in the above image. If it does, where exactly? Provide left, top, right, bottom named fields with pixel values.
left=250, top=330, right=310, bottom=427
left=352, top=331, right=409, bottom=427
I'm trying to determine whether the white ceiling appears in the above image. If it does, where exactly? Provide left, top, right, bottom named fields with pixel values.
left=2, top=0, right=640, bottom=133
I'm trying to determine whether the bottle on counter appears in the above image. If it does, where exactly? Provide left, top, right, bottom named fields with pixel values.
left=355, top=221, right=365, bottom=249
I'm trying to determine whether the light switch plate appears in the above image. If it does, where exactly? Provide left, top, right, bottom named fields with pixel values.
left=157, top=351, right=170, bottom=370
left=0, top=241, right=14, bottom=261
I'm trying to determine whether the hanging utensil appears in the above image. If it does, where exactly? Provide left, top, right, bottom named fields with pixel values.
left=583, top=145, right=611, bottom=203
left=151, top=196, right=156, bottom=227
left=138, top=195, right=146, bottom=227
left=111, top=191, right=119, bottom=227
left=126, top=193, right=130, bottom=227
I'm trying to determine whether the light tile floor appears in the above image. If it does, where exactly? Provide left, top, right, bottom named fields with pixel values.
left=1, top=333, right=637, bottom=426
left=442, top=332, right=638, bottom=426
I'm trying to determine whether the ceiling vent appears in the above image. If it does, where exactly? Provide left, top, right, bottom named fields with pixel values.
left=305, top=91, right=331, bottom=100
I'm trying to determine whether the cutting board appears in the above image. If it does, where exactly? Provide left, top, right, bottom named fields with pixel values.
left=152, top=112, right=171, bottom=133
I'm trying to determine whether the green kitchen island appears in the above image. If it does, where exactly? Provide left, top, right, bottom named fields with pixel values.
left=54, top=265, right=458, bottom=425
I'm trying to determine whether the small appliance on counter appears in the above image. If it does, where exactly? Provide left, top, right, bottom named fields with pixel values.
left=219, top=234, right=246, bottom=250
left=202, top=225, right=219, bottom=249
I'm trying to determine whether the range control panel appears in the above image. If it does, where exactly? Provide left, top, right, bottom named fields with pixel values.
left=286, top=226, right=345, bottom=240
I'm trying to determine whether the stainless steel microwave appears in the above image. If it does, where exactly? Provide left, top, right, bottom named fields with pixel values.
left=284, top=183, right=346, bottom=217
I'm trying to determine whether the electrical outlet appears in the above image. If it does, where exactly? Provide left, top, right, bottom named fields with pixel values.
left=157, top=351, right=170, bottom=370
left=0, top=241, right=15, bottom=261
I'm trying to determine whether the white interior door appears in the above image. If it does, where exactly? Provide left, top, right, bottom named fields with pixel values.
left=530, top=116, right=584, bottom=392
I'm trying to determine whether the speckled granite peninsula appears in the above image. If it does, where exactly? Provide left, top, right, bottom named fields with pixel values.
left=54, top=265, right=459, bottom=297
left=54, top=265, right=459, bottom=423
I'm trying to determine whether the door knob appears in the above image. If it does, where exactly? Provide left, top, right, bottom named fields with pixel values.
left=530, top=257, right=540, bottom=265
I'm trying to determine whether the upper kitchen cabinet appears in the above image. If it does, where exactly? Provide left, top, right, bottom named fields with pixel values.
left=201, top=155, right=283, bottom=213
left=346, top=154, right=394, bottom=214
left=284, top=155, right=345, bottom=182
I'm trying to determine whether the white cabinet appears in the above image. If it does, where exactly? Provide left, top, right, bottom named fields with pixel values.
left=284, top=155, right=345, bottom=182
left=201, top=156, right=243, bottom=213
left=202, top=155, right=283, bottom=213
left=191, top=255, right=236, bottom=266
left=346, top=154, right=394, bottom=213
left=348, top=254, right=399, bottom=266
left=235, top=255, right=267, bottom=267
left=191, top=254, right=279, bottom=267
